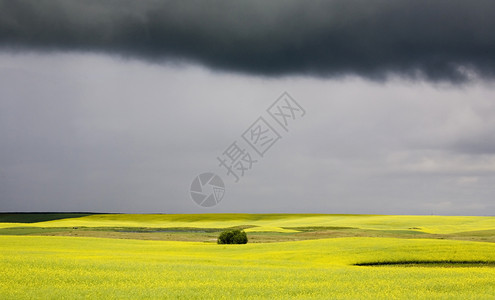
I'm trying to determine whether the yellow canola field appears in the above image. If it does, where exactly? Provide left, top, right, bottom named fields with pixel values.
left=1, top=235, right=494, bottom=299
left=0, top=223, right=22, bottom=229
left=244, top=226, right=300, bottom=233
left=7, top=213, right=493, bottom=234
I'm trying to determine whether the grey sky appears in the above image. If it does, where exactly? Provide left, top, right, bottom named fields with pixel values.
left=1, top=52, right=494, bottom=215
left=1, top=2, right=495, bottom=215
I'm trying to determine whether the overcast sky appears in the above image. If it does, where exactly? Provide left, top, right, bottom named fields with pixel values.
left=1, top=1, right=495, bottom=215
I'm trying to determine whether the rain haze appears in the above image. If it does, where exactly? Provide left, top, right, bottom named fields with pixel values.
left=1, top=0, right=495, bottom=215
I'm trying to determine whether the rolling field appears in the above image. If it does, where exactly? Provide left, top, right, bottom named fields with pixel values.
left=1, top=214, right=494, bottom=299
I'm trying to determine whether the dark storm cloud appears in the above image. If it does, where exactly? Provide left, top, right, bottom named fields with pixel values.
left=1, top=0, right=495, bottom=81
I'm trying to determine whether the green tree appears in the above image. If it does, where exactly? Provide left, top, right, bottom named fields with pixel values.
left=217, top=229, right=248, bottom=244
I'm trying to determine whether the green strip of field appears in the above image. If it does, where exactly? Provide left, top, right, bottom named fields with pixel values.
left=1, top=225, right=494, bottom=243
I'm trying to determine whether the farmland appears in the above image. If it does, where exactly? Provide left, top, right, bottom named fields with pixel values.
left=1, top=214, right=494, bottom=299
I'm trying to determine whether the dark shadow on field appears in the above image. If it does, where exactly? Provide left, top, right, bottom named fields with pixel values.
left=354, top=260, right=495, bottom=267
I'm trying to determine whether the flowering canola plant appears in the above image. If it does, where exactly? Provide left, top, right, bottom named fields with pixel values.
left=0, top=214, right=494, bottom=299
